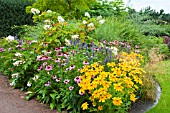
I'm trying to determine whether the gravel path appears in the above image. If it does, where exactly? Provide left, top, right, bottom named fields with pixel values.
left=0, top=74, right=58, bottom=113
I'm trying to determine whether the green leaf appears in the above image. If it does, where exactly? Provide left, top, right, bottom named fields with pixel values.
left=50, top=93, right=57, bottom=100
left=50, top=102, right=55, bottom=110
left=56, top=104, right=61, bottom=112
left=67, top=105, right=73, bottom=110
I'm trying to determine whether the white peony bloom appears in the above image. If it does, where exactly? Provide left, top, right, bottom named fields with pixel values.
left=71, top=35, right=79, bottom=40
left=97, top=15, right=102, bottom=20
left=65, top=38, right=70, bottom=46
left=58, top=16, right=65, bottom=23
left=110, top=47, right=118, bottom=56
left=43, top=25, right=52, bottom=30
left=15, top=52, right=22, bottom=57
left=99, top=19, right=105, bottom=24
left=87, top=23, right=94, bottom=27
left=6, top=35, right=14, bottom=42
left=31, top=8, right=40, bottom=15
left=11, top=73, right=19, bottom=78
left=27, top=82, right=32, bottom=87
left=83, top=20, right=87, bottom=24
left=85, top=12, right=90, bottom=18
left=46, top=10, right=52, bottom=13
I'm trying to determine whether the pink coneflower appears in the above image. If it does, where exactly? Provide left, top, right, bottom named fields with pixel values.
left=61, top=63, right=67, bottom=66
left=27, top=41, right=32, bottom=44
left=57, top=52, right=63, bottom=56
left=119, top=42, right=125, bottom=45
left=94, top=47, right=99, bottom=51
left=45, top=65, right=53, bottom=71
left=46, top=50, right=52, bottom=54
left=60, top=46, right=64, bottom=49
left=74, top=76, right=81, bottom=84
left=113, top=40, right=119, bottom=45
left=135, top=49, right=140, bottom=53
left=54, top=58, right=61, bottom=63
left=44, top=43, right=48, bottom=46
left=69, top=86, right=74, bottom=91
left=127, top=45, right=131, bottom=49
left=43, top=62, right=47, bottom=66
left=37, top=66, right=43, bottom=71
left=64, top=79, right=70, bottom=84
left=135, top=45, right=139, bottom=48
left=45, top=81, right=50, bottom=86
left=66, top=68, right=70, bottom=71
left=83, top=61, right=89, bottom=65
left=55, top=48, right=61, bottom=52
left=8, top=48, right=12, bottom=51
left=56, top=78, right=61, bottom=82
left=64, top=53, right=69, bottom=58
left=52, top=75, right=57, bottom=79
left=103, top=40, right=107, bottom=44
left=69, top=65, right=75, bottom=70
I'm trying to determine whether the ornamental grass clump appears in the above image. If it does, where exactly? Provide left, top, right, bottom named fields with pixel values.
left=79, top=52, right=145, bottom=112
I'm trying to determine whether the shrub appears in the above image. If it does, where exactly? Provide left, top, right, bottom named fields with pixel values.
left=0, top=0, right=34, bottom=37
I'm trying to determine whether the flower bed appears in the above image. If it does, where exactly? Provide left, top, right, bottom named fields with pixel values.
left=0, top=10, right=146, bottom=113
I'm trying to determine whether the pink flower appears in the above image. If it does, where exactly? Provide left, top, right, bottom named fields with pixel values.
left=55, top=48, right=61, bottom=52
left=43, top=62, right=47, bottom=66
left=45, top=65, right=53, bottom=71
left=135, top=45, right=139, bottom=48
left=135, top=49, right=140, bottom=53
left=69, top=65, right=75, bottom=70
left=52, top=75, right=57, bottom=79
left=69, top=86, right=74, bottom=91
left=54, top=58, right=61, bottom=63
left=45, top=81, right=50, bottom=86
left=56, top=78, right=61, bottom=82
left=83, top=61, right=89, bottom=65
left=74, top=76, right=81, bottom=84
left=44, top=43, right=48, bottom=46
left=103, top=40, right=107, bottom=44
left=57, top=52, right=63, bottom=56
left=64, top=79, right=70, bottom=84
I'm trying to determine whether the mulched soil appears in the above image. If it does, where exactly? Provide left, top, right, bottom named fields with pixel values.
left=0, top=73, right=155, bottom=113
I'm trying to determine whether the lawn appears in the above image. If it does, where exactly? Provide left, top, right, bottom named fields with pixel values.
left=147, top=60, right=170, bottom=113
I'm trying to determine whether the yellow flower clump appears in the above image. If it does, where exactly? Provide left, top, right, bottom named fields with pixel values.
left=79, top=52, right=145, bottom=111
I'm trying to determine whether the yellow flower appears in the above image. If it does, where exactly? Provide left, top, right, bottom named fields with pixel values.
left=98, top=105, right=103, bottom=111
left=99, top=95, right=106, bottom=102
left=130, top=93, right=137, bottom=102
left=81, top=102, right=89, bottom=110
left=114, top=83, right=124, bottom=92
left=112, top=97, right=123, bottom=106
left=107, top=62, right=115, bottom=67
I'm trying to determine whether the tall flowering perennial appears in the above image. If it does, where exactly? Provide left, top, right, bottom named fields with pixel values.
left=78, top=52, right=145, bottom=112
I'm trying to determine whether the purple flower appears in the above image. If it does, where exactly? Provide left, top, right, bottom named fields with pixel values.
left=119, top=42, right=125, bottom=45
left=54, top=58, right=61, bottom=63
left=64, top=79, right=70, bottom=84
left=45, top=81, right=50, bottom=86
left=127, top=45, right=131, bottom=49
left=83, top=61, right=89, bottom=65
left=56, top=78, right=61, bottom=82
left=69, top=86, right=74, bottom=91
left=45, top=65, right=53, bottom=71
left=103, top=40, right=107, bottom=44
left=27, top=41, right=32, bottom=44
left=0, top=48, right=5, bottom=52
left=8, top=48, right=12, bottom=51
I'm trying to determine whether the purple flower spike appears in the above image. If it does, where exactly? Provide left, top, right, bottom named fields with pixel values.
left=104, top=56, right=109, bottom=64
left=45, top=65, right=53, bottom=71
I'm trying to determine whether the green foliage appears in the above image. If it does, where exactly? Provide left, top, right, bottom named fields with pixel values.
left=26, top=0, right=96, bottom=19
left=87, top=0, right=128, bottom=17
left=0, top=0, right=34, bottom=37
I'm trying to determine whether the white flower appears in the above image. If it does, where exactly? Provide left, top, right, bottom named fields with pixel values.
left=46, top=10, right=52, bottom=13
left=15, top=52, right=22, bottom=57
left=27, top=82, right=32, bottom=87
left=58, top=16, right=65, bottom=23
left=13, top=60, right=24, bottom=66
left=43, top=25, right=52, bottom=30
left=83, top=20, right=87, bottom=24
left=99, top=19, right=105, bottom=24
left=32, top=40, right=38, bottom=43
left=44, top=20, right=51, bottom=23
left=87, top=23, right=94, bottom=27
left=6, top=35, right=14, bottom=42
left=11, top=73, right=19, bottom=78
left=97, top=15, right=102, bottom=20
left=85, top=12, right=90, bottom=18
left=31, top=8, right=40, bottom=15
left=10, top=81, right=15, bottom=86
left=110, top=47, right=118, bottom=56
left=33, top=75, right=39, bottom=81
left=65, top=38, right=70, bottom=46
left=71, top=35, right=79, bottom=40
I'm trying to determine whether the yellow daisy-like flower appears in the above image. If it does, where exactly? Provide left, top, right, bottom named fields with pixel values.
left=99, top=95, right=106, bottom=102
left=98, top=105, right=103, bottom=111
left=81, top=102, right=89, bottom=110
left=112, top=97, right=123, bottom=106
left=130, top=94, right=137, bottom=102
left=114, top=83, right=124, bottom=92
left=107, top=62, right=115, bottom=67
